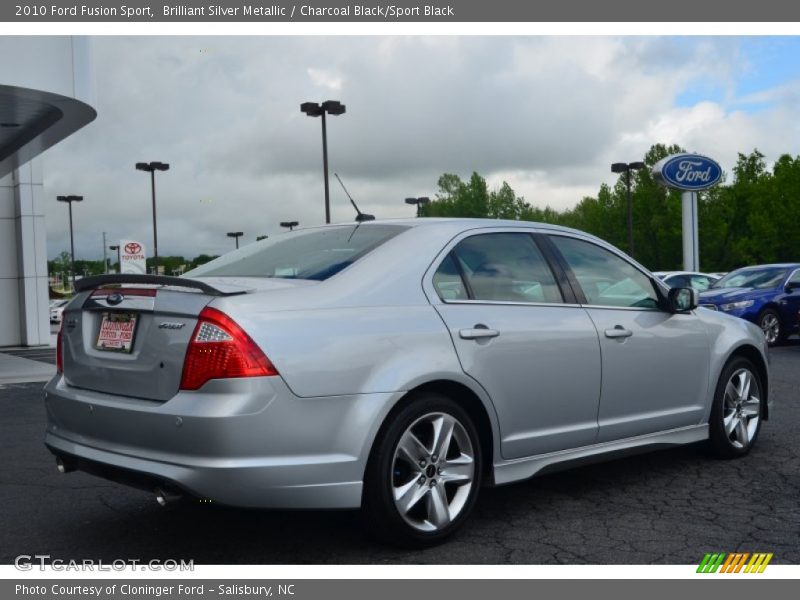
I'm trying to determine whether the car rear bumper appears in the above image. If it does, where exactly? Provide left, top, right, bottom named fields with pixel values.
left=43, top=375, right=397, bottom=509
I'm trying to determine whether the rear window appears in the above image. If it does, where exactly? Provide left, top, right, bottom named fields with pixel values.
left=184, top=224, right=407, bottom=281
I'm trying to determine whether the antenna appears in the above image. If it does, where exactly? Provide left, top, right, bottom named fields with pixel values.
left=334, top=173, right=375, bottom=222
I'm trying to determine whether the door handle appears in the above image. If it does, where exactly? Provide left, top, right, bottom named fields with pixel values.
left=459, top=326, right=500, bottom=340
left=604, top=326, right=633, bottom=339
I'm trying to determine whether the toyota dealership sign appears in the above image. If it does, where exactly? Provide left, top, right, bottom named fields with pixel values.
left=119, top=240, right=146, bottom=274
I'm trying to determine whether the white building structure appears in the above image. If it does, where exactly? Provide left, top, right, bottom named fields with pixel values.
left=0, top=37, right=96, bottom=346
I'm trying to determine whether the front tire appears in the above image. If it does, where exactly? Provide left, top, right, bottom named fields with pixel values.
left=708, top=357, right=763, bottom=458
left=363, top=393, right=483, bottom=547
left=758, top=308, right=784, bottom=346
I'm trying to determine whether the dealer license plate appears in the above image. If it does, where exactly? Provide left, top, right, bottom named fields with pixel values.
left=95, top=312, right=138, bottom=353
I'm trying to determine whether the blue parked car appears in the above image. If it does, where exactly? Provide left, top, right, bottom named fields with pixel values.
left=699, top=263, right=800, bottom=345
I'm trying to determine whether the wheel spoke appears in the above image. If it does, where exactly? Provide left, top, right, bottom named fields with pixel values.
left=742, top=397, right=760, bottom=417
left=439, top=457, right=473, bottom=484
left=735, top=418, right=750, bottom=446
left=740, top=371, right=752, bottom=400
left=724, top=413, right=739, bottom=436
left=394, top=479, right=428, bottom=515
left=426, top=485, right=451, bottom=528
left=724, top=382, right=738, bottom=404
left=431, top=415, right=455, bottom=459
left=397, top=431, right=429, bottom=466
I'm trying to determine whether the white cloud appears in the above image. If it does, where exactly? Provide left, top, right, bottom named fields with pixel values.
left=38, top=36, right=800, bottom=260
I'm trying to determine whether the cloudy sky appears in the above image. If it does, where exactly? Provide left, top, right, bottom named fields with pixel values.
left=41, top=36, right=800, bottom=261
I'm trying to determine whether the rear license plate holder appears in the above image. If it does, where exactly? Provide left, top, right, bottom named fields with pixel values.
left=95, top=312, right=138, bottom=353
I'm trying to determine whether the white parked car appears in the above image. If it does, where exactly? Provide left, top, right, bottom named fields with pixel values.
left=49, top=299, right=69, bottom=324
left=653, top=271, right=719, bottom=292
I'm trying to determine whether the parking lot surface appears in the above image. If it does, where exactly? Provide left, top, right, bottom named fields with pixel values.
left=1, top=342, right=798, bottom=565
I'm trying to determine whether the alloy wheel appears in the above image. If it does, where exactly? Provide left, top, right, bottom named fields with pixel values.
left=760, top=313, right=780, bottom=344
left=722, top=368, right=761, bottom=449
left=391, top=412, right=475, bottom=532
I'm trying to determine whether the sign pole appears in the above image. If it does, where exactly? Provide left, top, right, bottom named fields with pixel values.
left=681, top=191, right=699, bottom=271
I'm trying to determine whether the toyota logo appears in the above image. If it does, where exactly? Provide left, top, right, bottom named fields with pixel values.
left=106, top=293, right=124, bottom=306
left=124, top=242, right=141, bottom=254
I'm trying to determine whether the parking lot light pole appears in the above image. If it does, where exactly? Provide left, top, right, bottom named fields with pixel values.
left=405, top=197, right=430, bottom=217
left=56, top=195, right=83, bottom=288
left=135, top=161, right=170, bottom=273
left=301, top=100, right=346, bottom=225
left=280, top=221, right=299, bottom=232
left=109, top=245, right=119, bottom=273
left=611, top=161, right=646, bottom=259
left=226, top=231, right=244, bottom=249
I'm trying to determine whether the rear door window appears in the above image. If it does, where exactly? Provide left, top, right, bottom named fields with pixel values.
left=442, top=233, right=562, bottom=303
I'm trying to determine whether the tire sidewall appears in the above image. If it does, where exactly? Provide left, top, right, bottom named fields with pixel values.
left=709, top=357, right=763, bottom=458
left=364, top=392, right=483, bottom=546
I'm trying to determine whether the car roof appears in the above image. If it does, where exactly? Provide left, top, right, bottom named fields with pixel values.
left=322, top=217, right=599, bottom=240
left=728, top=263, right=800, bottom=270
left=655, top=271, right=717, bottom=278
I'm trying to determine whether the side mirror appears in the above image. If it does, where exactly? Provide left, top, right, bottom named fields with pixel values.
left=785, top=281, right=800, bottom=293
left=668, top=287, right=698, bottom=313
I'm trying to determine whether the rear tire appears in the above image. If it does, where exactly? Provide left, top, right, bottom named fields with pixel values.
left=362, top=393, right=483, bottom=547
left=708, top=357, right=763, bottom=459
left=758, top=308, right=784, bottom=346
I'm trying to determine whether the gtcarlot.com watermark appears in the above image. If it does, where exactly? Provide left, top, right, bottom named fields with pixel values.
left=14, top=554, right=194, bottom=572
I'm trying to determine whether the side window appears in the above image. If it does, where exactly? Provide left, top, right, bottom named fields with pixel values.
left=690, top=275, right=713, bottom=291
left=450, top=233, right=562, bottom=303
left=666, top=274, right=690, bottom=288
left=432, top=254, right=468, bottom=301
left=550, top=236, right=659, bottom=309
left=788, top=270, right=800, bottom=285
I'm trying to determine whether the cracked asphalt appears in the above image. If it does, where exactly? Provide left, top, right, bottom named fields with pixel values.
left=1, top=342, right=798, bottom=565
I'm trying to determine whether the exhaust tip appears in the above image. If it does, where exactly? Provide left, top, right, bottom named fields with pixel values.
left=55, top=457, right=75, bottom=474
left=155, top=487, right=182, bottom=507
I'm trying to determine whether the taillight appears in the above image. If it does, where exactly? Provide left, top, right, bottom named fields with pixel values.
left=179, top=307, right=278, bottom=390
left=56, top=322, right=64, bottom=374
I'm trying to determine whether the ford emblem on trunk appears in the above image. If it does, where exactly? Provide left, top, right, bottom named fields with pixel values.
left=106, top=293, right=124, bottom=306
left=652, top=153, right=722, bottom=191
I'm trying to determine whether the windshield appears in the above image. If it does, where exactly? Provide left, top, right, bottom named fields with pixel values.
left=711, top=267, right=787, bottom=290
left=184, top=224, right=408, bottom=281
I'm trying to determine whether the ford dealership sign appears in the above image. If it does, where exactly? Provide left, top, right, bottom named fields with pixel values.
left=652, top=153, right=722, bottom=191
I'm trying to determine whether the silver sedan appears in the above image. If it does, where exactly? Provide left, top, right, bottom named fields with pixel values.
left=45, top=219, right=769, bottom=546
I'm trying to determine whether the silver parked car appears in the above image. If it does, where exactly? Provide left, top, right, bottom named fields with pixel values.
left=46, top=219, right=770, bottom=545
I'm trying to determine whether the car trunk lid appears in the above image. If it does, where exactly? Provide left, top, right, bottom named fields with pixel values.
left=60, top=275, right=291, bottom=402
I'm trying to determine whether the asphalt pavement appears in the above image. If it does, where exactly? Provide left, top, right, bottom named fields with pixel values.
left=1, top=342, right=798, bottom=565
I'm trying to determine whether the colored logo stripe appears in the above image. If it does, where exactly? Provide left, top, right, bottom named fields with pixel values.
left=697, top=553, right=726, bottom=573
left=697, top=552, right=772, bottom=573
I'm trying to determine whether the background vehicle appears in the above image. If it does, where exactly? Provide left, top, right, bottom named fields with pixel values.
left=699, top=263, right=800, bottom=345
left=49, top=299, right=69, bottom=324
left=653, top=271, right=719, bottom=291
left=45, top=219, right=770, bottom=545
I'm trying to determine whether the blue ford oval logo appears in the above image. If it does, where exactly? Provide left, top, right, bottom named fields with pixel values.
left=106, top=293, right=124, bottom=306
left=653, top=153, right=722, bottom=191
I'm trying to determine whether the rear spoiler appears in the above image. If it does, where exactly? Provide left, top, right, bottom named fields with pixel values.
left=73, top=274, right=248, bottom=297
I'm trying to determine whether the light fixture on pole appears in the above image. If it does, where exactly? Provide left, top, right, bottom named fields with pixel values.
left=301, top=100, right=346, bottom=224
left=226, top=231, right=244, bottom=249
left=56, top=195, right=83, bottom=288
left=611, top=161, right=646, bottom=258
left=135, top=161, right=170, bottom=273
left=109, top=245, right=119, bottom=273
left=280, top=221, right=299, bottom=232
left=405, top=196, right=430, bottom=217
